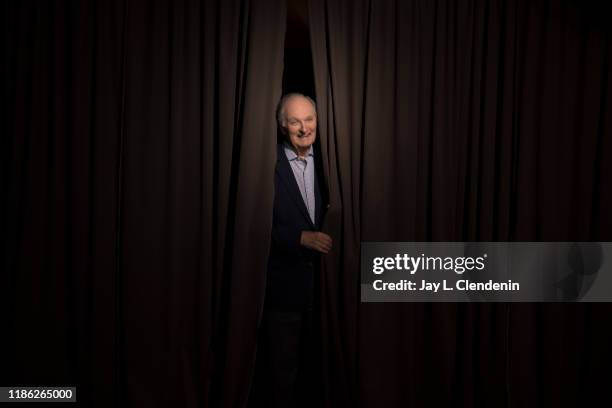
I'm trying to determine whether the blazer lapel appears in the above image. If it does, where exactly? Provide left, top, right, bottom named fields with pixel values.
left=276, top=144, right=315, bottom=227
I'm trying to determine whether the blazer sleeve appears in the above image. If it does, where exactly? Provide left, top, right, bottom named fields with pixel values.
left=271, top=223, right=304, bottom=258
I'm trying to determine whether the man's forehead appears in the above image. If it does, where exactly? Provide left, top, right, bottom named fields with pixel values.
left=285, top=97, right=316, bottom=116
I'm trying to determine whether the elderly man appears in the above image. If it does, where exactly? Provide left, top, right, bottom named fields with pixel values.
left=252, top=93, right=332, bottom=408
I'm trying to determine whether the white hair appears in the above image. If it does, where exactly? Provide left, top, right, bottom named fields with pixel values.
left=276, top=93, right=317, bottom=128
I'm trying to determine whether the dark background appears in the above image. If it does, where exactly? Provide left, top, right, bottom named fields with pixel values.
left=3, top=0, right=612, bottom=407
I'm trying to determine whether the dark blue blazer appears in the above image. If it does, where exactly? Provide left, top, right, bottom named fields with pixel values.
left=266, top=143, right=326, bottom=311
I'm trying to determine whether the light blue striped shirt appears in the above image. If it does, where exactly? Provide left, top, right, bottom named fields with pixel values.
left=284, top=143, right=316, bottom=224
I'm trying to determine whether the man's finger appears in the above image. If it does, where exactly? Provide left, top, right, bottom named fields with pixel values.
left=319, top=233, right=332, bottom=242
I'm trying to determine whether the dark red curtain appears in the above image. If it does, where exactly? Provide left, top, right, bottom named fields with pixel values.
left=4, top=0, right=612, bottom=407
left=3, top=1, right=285, bottom=407
left=309, top=0, right=612, bottom=407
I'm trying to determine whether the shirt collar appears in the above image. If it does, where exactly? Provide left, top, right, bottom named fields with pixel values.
left=283, top=142, right=314, bottom=161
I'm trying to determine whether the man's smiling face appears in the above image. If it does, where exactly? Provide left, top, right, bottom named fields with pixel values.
left=282, top=96, right=317, bottom=156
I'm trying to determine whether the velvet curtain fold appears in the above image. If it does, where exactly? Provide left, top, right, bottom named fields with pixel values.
left=3, top=1, right=285, bottom=407
left=309, top=0, right=612, bottom=407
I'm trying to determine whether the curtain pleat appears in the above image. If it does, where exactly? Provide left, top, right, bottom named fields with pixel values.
left=3, top=1, right=285, bottom=407
left=309, top=0, right=612, bottom=407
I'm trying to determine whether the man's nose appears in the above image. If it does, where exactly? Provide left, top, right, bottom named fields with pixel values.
left=299, top=122, right=306, bottom=132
